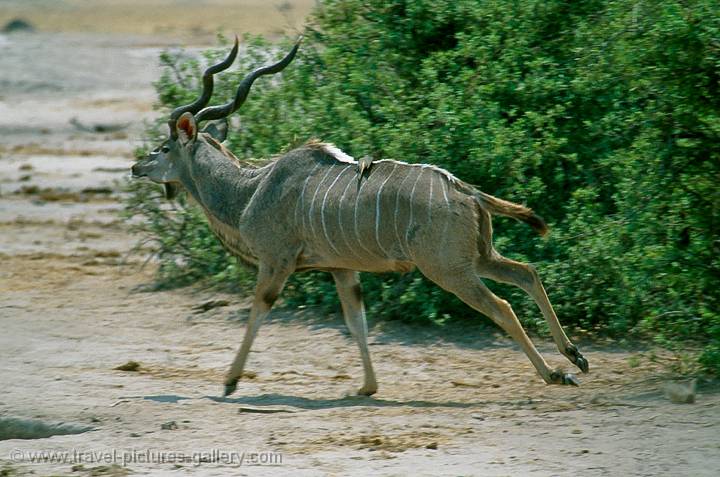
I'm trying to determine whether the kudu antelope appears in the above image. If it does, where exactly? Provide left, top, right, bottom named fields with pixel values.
left=132, top=38, right=589, bottom=397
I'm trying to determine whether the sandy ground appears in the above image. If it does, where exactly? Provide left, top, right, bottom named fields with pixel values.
left=1, top=5, right=720, bottom=477
left=0, top=0, right=314, bottom=42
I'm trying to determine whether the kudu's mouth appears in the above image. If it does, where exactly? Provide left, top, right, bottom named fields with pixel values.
left=130, top=163, right=147, bottom=178
left=129, top=165, right=179, bottom=199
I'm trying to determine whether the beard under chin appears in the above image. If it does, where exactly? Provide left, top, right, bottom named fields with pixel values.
left=164, top=183, right=180, bottom=200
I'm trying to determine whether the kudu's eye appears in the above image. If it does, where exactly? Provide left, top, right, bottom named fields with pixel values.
left=161, top=146, right=170, bottom=153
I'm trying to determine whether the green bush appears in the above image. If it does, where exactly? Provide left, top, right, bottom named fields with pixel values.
left=124, top=0, right=720, bottom=373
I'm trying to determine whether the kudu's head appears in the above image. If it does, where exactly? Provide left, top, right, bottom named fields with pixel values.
left=132, top=36, right=301, bottom=199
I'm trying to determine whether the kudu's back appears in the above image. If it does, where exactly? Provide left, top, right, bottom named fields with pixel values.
left=246, top=143, right=504, bottom=274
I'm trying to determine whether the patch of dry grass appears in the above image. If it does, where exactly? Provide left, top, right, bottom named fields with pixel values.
left=0, top=0, right=314, bottom=41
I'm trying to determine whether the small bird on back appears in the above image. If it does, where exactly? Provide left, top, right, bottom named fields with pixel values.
left=357, top=155, right=374, bottom=185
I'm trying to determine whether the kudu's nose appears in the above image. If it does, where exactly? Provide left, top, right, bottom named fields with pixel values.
left=131, top=163, right=143, bottom=178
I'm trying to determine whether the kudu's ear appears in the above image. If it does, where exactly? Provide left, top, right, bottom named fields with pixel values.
left=176, top=112, right=198, bottom=146
left=202, top=119, right=229, bottom=142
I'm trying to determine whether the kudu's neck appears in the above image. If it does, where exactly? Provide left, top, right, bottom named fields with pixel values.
left=180, top=140, right=264, bottom=226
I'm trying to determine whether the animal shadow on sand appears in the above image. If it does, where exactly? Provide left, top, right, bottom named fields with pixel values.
left=132, top=394, right=483, bottom=410
left=208, top=393, right=482, bottom=410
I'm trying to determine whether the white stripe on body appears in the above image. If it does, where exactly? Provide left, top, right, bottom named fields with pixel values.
left=439, top=176, right=451, bottom=248
left=307, top=166, right=336, bottom=242
left=337, top=173, right=365, bottom=261
left=374, top=164, right=398, bottom=256
left=393, top=168, right=416, bottom=259
left=427, top=173, right=434, bottom=225
left=353, top=172, right=379, bottom=258
left=321, top=166, right=351, bottom=255
left=296, top=163, right=322, bottom=233
left=404, top=168, right=426, bottom=257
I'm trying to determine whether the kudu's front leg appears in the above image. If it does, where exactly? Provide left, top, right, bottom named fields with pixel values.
left=223, top=262, right=291, bottom=397
left=332, top=270, right=378, bottom=396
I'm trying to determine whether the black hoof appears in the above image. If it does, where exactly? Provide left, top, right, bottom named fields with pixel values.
left=344, top=385, right=378, bottom=398
left=565, top=344, right=590, bottom=374
left=357, top=387, right=378, bottom=397
left=223, top=380, right=238, bottom=397
left=550, top=371, right=580, bottom=386
left=575, top=356, right=589, bottom=374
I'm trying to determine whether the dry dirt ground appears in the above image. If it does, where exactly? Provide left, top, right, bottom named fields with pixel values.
left=1, top=4, right=719, bottom=476
left=0, top=0, right=314, bottom=42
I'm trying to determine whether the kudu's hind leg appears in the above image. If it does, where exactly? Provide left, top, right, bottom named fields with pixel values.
left=332, top=270, right=378, bottom=396
left=428, top=269, right=579, bottom=385
left=223, top=263, right=291, bottom=397
left=479, top=255, right=589, bottom=374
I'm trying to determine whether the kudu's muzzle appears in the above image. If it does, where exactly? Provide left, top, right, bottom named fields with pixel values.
left=130, top=162, right=147, bottom=178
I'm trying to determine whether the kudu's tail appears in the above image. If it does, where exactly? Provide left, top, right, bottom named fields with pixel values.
left=475, top=191, right=549, bottom=236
